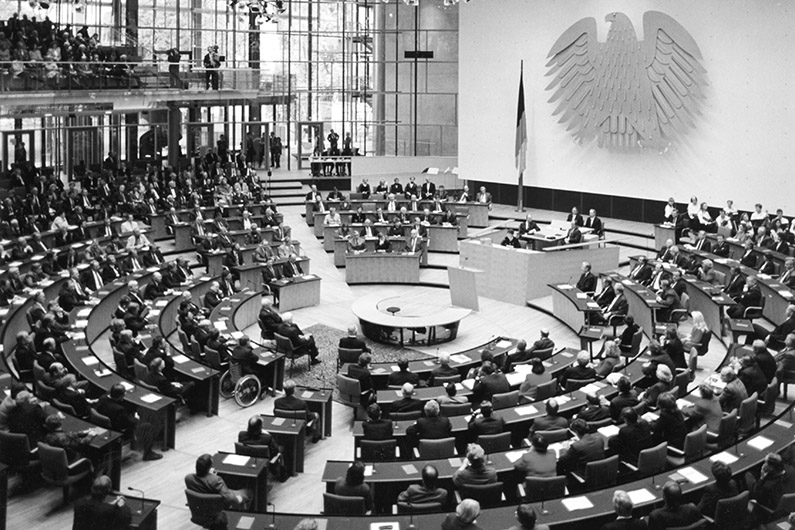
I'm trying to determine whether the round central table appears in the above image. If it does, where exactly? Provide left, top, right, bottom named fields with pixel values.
left=351, top=294, right=471, bottom=346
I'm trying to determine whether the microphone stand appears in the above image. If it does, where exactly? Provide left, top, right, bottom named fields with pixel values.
left=267, top=502, right=277, bottom=530
left=407, top=500, right=416, bottom=530
left=540, top=484, right=548, bottom=515
left=127, top=487, right=144, bottom=514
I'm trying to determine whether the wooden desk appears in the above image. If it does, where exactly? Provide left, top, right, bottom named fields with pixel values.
left=346, top=253, right=421, bottom=284
left=172, top=222, right=194, bottom=251
left=655, top=223, right=676, bottom=249
left=213, top=452, right=269, bottom=512
left=127, top=495, right=160, bottom=530
left=261, top=415, right=306, bottom=476
left=298, top=389, right=333, bottom=439
left=549, top=284, right=600, bottom=332
left=449, top=201, right=489, bottom=227
left=270, top=275, right=321, bottom=312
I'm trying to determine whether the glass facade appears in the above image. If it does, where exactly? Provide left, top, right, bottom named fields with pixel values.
left=0, top=0, right=458, bottom=173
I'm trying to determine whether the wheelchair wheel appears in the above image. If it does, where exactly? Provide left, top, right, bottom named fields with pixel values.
left=234, top=375, right=262, bottom=408
left=219, top=370, right=234, bottom=399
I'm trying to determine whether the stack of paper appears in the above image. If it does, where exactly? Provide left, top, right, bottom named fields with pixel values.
left=562, top=496, right=594, bottom=511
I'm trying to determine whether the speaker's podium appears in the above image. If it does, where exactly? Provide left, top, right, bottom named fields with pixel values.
left=447, top=266, right=481, bottom=311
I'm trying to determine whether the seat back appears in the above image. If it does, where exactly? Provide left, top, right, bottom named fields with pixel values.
left=477, top=432, right=511, bottom=453
left=682, top=425, right=707, bottom=461
left=38, top=442, right=70, bottom=483
left=583, top=455, right=619, bottom=488
left=668, top=520, right=707, bottom=530
left=440, top=403, right=471, bottom=417
left=89, top=409, right=113, bottom=430
left=234, top=442, right=270, bottom=459
left=0, top=431, right=33, bottom=466
left=33, top=361, right=46, bottom=382
left=737, top=392, right=758, bottom=435
left=713, top=410, right=738, bottom=447
left=695, top=330, right=711, bottom=356
left=391, top=411, right=422, bottom=421
left=628, top=328, right=643, bottom=357
left=585, top=417, right=614, bottom=433
left=274, top=408, right=308, bottom=421
left=637, top=442, right=668, bottom=475
left=532, top=347, right=555, bottom=362
left=417, top=437, right=456, bottom=459
left=535, top=380, right=557, bottom=401
left=35, top=380, right=56, bottom=401
left=185, top=489, right=227, bottom=528
left=565, top=378, right=595, bottom=393
left=523, top=476, right=566, bottom=502
left=632, top=401, right=647, bottom=416
left=491, top=390, right=518, bottom=410
left=51, top=398, right=77, bottom=416
left=533, top=428, right=570, bottom=443
left=323, top=493, right=366, bottom=515
left=190, top=337, right=202, bottom=358
left=396, top=501, right=443, bottom=514
left=673, top=371, right=690, bottom=398
left=177, top=329, right=190, bottom=352
left=432, top=374, right=461, bottom=386
left=713, top=490, right=750, bottom=530
left=360, top=439, right=397, bottom=462
left=274, top=333, right=295, bottom=355
left=338, top=348, right=363, bottom=370
left=133, top=359, right=148, bottom=382
left=112, top=349, right=131, bottom=378
left=758, top=377, right=779, bottom=417
left=459, top=482, right=503, bottom=508
left=204, top=346, right=225, bottom=370
left=336, top=373, right=361, bottom=408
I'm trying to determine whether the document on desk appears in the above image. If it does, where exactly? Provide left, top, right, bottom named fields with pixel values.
left=301, top=391, right=314, bottom=399
left=747, top=436, right=774, bottom=451
left=271, top=418, right=285, bottom=426
left=364, top=465, right=374, bottom=477
left=515, top=405, right=538, bottom=416
left=496, top=339, right=513, bottom=349
left=505, top=450, right=529, bottom=463
left=677, top=467, right=708, bottom=484
left=562, top=496, right=594, bottom=511
left=223, top=454, right=250, bottom=466
left=710, top=452, right=739, bottom=464
left=448, top=457, right=462, bottom=467
left=82, top=356, right=100, bottom=367
left=598, top=424, right=620, bottom=438
left=173, top=355, right=190, bottom=364
left=575, top=293, right=587, bottom=299
left=402, top=464, right=418, bottom=475
left=450, top=354, right=470, bottom=364
left=236, top=516, right=255, bottom=530
left=140, top=394, right=162, bottom=404
left=557, top=284, right=573, bottom=290
left=214, top=321, right=227, bottom=331
left=155, top=299, right=169, bottom=307
left=627, top=488, right=656, bottom=505
left=370, top=523, right=398, bottom=530
left=121, top=381, right=134, bottom=391
left=461, top=379, right=475, bottom=390
left=554, top=395, right=571, bottom=405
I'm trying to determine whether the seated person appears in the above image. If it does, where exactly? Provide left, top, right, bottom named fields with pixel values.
left=238, top=416, right=288, bottom=482
left=648, top=481, right=702, bottom=530
left=600, top=491, right=646, bottom=530
left=429, top=352, right=459, bottom=386
left=467, top=400, right=505, bottom=438
left=273, top=380, right=321, bottom=443
left=593, top=341, right=624, bottom=377
left=607, top=407, right=653, bottom=465
left=347, top=353, right=374, bottom=409
left=452, top=443, right=497, bottom=489
left=718, top=367, right=748, bottom=413
left=43, top=414, right=96, bottom=467
left=72, top=475, right=132, bottom=530
left=530, top=398, right=568, bottom=435
left=590, top=283, right=628, bottom=325
left=518, top=359, right=548, bottom=404
left=681, top=383, right=722, bottom=432
left=558, top=350, right=597, bottom=391
left=389, top=383, right=424, bottom=416
left=697, top=461, right=738, bottom=519
left=185, top=453, right=251, bottom=510
left=650, top=393, right=687, bottom=449
left=508, top=505, right=550, bottom=530
left=339, top=325, right=371, bottom=353
left=407, top=399, right=452, bottom=447
left=276, top=312, right=320, bottom=365
left=334, top=461, right=373, bottom=513
left=639, top=364, right=674, bottom=409
left=96, top=384, right=161, bottom=461
left=514, top=433, right=556, bottom=479
left=501, top=228, right=522, bottom=248
left=362, top=404, right=392, bottom=440
left=441, top=499, right=483, bottom=530
left=609, top=376, right=639, bottom=421
left=746, top=452, right=787, bottom=527
left=388, top=357, right=421, bottom=387
left=437, top=383, right=469, bottom=405
left=397, top=464, right=448, bottom=507
left=574, top=392, right=610, bottom=423
left=556, top=418, right=605, bottom=475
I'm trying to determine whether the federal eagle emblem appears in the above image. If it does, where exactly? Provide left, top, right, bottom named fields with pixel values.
left=546, top=11, right=707, bottom=152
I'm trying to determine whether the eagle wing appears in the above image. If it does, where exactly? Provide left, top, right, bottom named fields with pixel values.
left=642, top=10, right=707, bottom=142
left=545, top=18, right=602, bottom=144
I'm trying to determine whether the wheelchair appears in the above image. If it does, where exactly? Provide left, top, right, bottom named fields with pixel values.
left=218, top=361, right=262, bottom=408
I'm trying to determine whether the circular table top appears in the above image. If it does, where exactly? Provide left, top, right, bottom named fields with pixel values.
left=352, top=293, right=471, bottom=327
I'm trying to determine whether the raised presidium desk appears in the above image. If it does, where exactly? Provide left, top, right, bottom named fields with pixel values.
left=345, top=252, right=422, bottom=285
left=323, top=222, right=458, bottom=252
left=269, top=274, right=322, bottom=312
left=305, top=198, right=482, bottom=228
left=654, top=222, right=677, bottom=249
left=334, top=237, right=429, bottom=268
left=521, top=223, right=595, bottom=250
left=351, top=293, right=470, bottom=346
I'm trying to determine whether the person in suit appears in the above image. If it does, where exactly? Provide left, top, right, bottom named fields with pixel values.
left=565, top=220, right=582, bottom=245
left=513, top=433, right=556, bottom=479
left=608, top=407, right=653, bottom=466
left=504, top=504, right=550, bottom=530
left=339, top=325, right=371, bottom=353
left=95, top=384, right=160, bottom=461
left=388, top=357, right=421, bottom=387
left=452, top=443, right=497, bottom=489
left=518, top=213, right=540, bottom=237
left=629, top=256, right=653, bottom=284
left=752, top=339, right=777, bottom=383
left=72, top=475, right=132, bottom=530
left=640, top=363, right=674, bottom=409
left=712, top=233, right=731, bottom=258
left=347, top=353, right=374, bottom=409
left=584, top=208, right=603, bottom=235
left=575, top=392, right=611, bottom=423
left=592, top=283, right=629, bottom=325
left=758, top=251, right=777, bottom=275
left=237, top=416, right=288, bottom=482
left=185, top=453, right=251, bottom=510
left=738, top=354, right=767, bottom=397
left=691, top=230, right=712, bottom=252
left=143, top=272, right=168, bottom=300
left=407, top=399, right=451, bottom=446
left=682, top=383, right=722, bottom=433
left=599, top=490, right=647, bottom=530
left=567, top=207, right=584, bottom=226
left=389, top=383, right=424, bottom=416
left=421, top=178, right=436, bottom=200
left=276, top=312, right=320, bottom=364
left=437, top=383, right=469, bottom=405
left=471, top=362, right=509, bottom=404
left=501, top=228, right=522, bottom=248
left=718, top=367, right=748, bottom=412
left=723, top=265, right=747, bottom=300
left=429, top=353, right=459, bottom=386
left=334, top=461, right=374, bottom=513
left=655, top=279, right=681, bottom=322
left=467, top=400, right=505, bottom=439
left=775, top=334, right=795, bottom=379
left=281, top=255, right=304, bottom=278
left=204, top=282, right=224, bottom=310
left=101, top=255, right=124, bottom=283
left=697, top=461, right=739, bottom=519
left=778, top=258, right=795, bottom=289
left=362, top=404, right=392, bottom=441
left=273, top=380, right=321, bottom=442
left=739, top=240, right=758, bottom=268
left=651, top=393, right=687, bottom=449
left=576, top=262, right=597, bottom=293
left=556, top=418, right=604, bottom=475
left=530, top=398, right=569, bottom=434
left=648, top=481, right=702, bottom=530
left=594, top=276, right=616, bottom=309
left=398, top=464, right=448, bottom=507
left=558, top=350, right=597, bottom=390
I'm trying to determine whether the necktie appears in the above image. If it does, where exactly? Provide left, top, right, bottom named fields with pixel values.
left=632, top=265, right=641, bottom=278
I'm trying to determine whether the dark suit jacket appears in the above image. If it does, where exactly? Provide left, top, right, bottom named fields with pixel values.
left=362, top=419, right=393, bottom=440
left=347, top=364, right=373, bottom=393
left=531, top=414, right=569, bottom=434
left=408, top=416, right=452, bottom=442
left=599, top=518, right=648, bottom=530
left=339, top=336, right=370, bottom=353
left=388, top=370, right=420, bottom=387
left=576, top=272, right=597, bottom=293
left=468, top=415, right=505, bottom=437
left=648, top=503, right=701, bottom=530
left=607, top=421, right=653, bottom=464
left=557, top=433, right=605, bottom=474
left=471, top=373, right=510, bottom=404
left=72, top=496, right=132, bottom=530
left=389, top=397, right=424, bottom=415
left=629, top=263, right=653, bottom=283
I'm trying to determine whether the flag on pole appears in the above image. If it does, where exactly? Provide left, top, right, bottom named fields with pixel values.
left=515, top=61, right=528, bottom=175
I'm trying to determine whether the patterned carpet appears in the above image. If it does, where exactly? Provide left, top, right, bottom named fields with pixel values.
left=288, top=323, right=434, bottom=401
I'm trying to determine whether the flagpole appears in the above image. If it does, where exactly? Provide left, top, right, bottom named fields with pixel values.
left=516, top=60, right=525, bottom=212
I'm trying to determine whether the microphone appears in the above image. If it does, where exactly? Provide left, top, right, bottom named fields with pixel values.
left=407, top=499, right=416, bottom=530
left=267, top=502, right=277, bottom=530
left=127, top=486, right=145, bottom=514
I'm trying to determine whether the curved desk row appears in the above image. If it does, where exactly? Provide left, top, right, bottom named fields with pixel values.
left=149, top=204, right=282, bottom=241
left=305, top=199, right=486, bottom=228
left=346, top=253, right=423, bottom=286
left=317, top=212, right=468, bottom=242
left=322, top=221, right=462, bottom=253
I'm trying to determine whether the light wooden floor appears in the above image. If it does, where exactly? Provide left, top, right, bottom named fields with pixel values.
left=5, top=172, right=728, bottom=529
